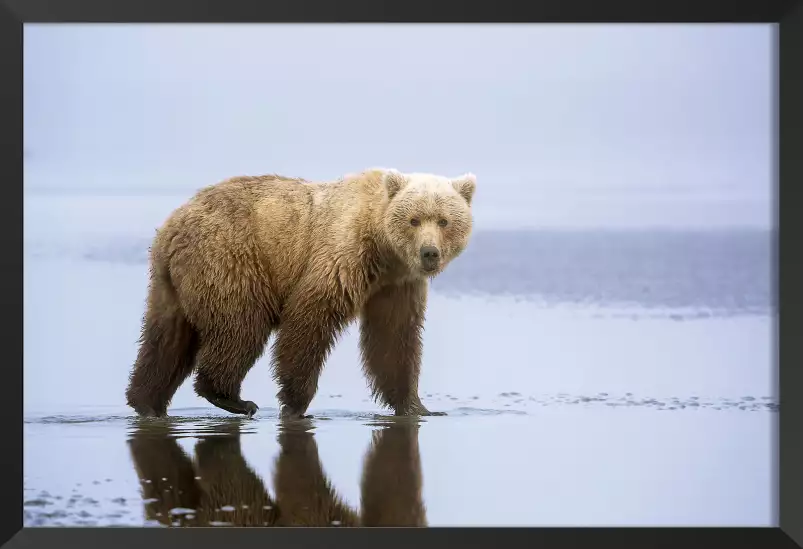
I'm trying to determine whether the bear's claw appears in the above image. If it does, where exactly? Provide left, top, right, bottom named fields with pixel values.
left=401, top=397, right=447, bottom=417
left=202, top=394, right=259, bottom=417
left=279, top=405, right=313, bottom=420
left=396, top=402, right=447, bottom=417
left=129, top=402, right=167, bottom=418
left=244, top=401, right=259, bottom=418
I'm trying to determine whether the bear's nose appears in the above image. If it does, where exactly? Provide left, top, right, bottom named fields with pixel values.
left=420, top=246, right=440, bottom=260
left=420, top=246, right=440, bottom=270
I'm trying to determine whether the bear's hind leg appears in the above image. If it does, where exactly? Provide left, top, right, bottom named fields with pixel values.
left=193, top=322, right=271, bottom=417
left=358, top=280, right=444, bottom=416
left=126, top=274, right=198, bottom=418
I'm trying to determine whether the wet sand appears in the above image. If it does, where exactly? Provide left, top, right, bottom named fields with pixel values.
left=24, top=396, right=776, bottom=527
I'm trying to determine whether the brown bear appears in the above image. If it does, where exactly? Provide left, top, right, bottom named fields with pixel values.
left=124, top=168, right=476, bottom=419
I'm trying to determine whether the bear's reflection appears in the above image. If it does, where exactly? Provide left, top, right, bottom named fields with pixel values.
left=127, top=419, right=426, bottom=527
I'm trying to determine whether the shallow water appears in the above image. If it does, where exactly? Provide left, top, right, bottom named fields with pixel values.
left=24, top=401, right=775, bottom=527
left=23, top=194, right=776, bottom=526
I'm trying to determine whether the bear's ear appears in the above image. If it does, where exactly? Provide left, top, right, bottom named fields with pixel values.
left=381, top=169, right=408, bottom=200
left=452, top=173, right=476, bottom=205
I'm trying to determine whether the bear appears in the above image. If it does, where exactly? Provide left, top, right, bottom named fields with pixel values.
left=124, top=167, right=476, bottom=419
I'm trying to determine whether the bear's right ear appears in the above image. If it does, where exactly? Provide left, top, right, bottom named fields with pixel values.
left=381, top=169, right=408, bottom=200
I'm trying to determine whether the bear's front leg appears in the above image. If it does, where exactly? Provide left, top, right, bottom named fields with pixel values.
left=270, top=285, right=350, bottom=419
left=359, top=280, right=445, bottom=417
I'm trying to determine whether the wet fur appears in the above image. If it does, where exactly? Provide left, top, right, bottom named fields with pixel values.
left=125, top=169, right=476, bottom=418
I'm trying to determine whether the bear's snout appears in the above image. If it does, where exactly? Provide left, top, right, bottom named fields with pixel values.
left=420, top=245, right=441, bottom=271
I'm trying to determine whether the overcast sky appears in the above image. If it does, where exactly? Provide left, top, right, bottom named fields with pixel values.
left=23, top=24, right=774, bottom=228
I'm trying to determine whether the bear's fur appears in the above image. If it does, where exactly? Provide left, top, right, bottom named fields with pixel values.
left=124, top=168, right=476, bottom=418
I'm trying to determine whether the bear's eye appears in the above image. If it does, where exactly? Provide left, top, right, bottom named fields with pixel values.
left=438, top=219, right=448, bottom=227
left=410, top=218, right=421, bottom=227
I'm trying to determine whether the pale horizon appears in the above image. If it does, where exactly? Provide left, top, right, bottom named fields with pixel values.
left=23, top=23, right=775, bottom=229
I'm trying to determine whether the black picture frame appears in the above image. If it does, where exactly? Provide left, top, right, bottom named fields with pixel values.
left=3, top=1, right=800, bottom=548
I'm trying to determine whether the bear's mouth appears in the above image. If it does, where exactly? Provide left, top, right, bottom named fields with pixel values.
left=420, top=265, right=440, bottom=275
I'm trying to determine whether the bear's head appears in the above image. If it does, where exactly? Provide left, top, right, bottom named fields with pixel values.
left=380, top=169, right=476, bottom=278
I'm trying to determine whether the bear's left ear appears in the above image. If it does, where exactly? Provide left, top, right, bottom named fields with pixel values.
left=452, top=173, right=476, bottom=205
left=382, top=169, right=408, bottom=200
